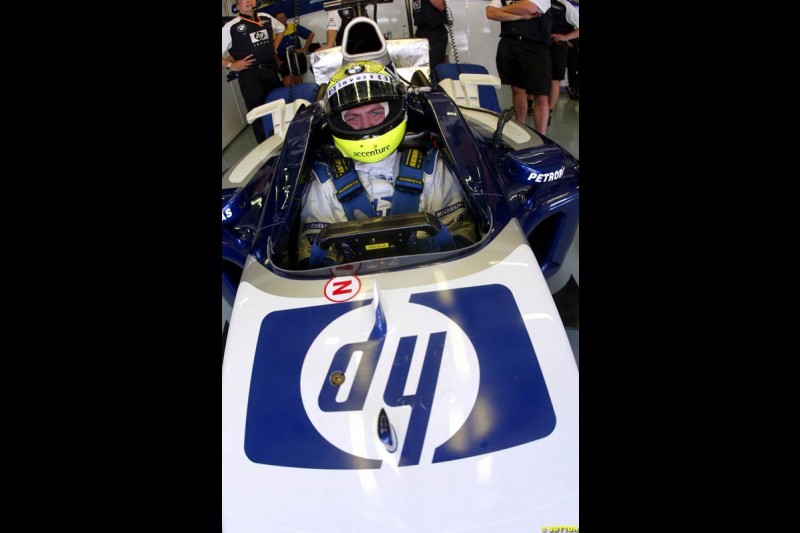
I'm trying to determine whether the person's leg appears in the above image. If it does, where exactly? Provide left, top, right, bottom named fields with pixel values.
left=519, top=41, right=551, bottom=134
left=547, top=80, right=559, bottom=126
left=496, top=38, right=519, bottom=115
left=549, top=45, right=568, bottom=113
left=238, top=70, right=268, bottom=143
left=549, top=80, right=560, bottom=111
left=249, top=68, right=283, bottom=142
left=512, top=85, right=529, bottom=123
left=259, top=69, right=284, bottom=139
left=262, top=69, right=283, bottom=103
left=533, top=94, right=549, bottom=134
left=428, top=27, right=448, bottom=68
left=566, top=39, right=579, bottom=98
left=497, top=40, right=529, bottom=123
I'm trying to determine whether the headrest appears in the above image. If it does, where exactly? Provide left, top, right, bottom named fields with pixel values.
left=341, top=17, right=391, bottom=67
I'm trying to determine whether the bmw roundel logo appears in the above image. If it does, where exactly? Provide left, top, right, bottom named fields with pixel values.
left=236, top=23, right=247, bottom=32
left=346, top=65, right=365, bottom=75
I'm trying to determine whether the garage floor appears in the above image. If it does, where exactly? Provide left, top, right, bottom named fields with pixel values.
left=222, top=85, right=579, bottom=365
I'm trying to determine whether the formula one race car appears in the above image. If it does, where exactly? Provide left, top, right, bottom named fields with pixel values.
left=222, top=5, right=579, bottom=531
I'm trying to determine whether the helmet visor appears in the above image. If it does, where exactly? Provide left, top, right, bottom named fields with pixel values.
left=324, top=72, right=402, bottom=115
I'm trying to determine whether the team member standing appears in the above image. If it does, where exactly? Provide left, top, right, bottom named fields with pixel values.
left=274, top=12, right=315, bottom=86
left=486, top=0, right=552, bottom=133
left=546, top=0, right=579, bottom=123
left=319, top=6, right=357, bottom=50
left=565, top=37, right=579, bottom=100
left=412, top=0, right=449, bottom=69
left=222, top=0, right=285, bottom=143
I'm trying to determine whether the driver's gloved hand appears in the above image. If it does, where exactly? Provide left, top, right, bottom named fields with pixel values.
left=411, top=235, right=442, bottom=253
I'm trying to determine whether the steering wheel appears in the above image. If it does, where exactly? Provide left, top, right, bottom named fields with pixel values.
left=313, top=211, right=447, bottom=263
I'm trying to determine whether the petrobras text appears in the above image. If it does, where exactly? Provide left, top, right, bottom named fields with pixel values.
left=527, top=166, right=566, bottom=183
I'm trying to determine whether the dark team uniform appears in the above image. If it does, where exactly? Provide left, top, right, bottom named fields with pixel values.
left=412, top=0, right=449, bottom=68
left=325, top=8, right=356, bottom=47
left=492, top=0, right=552, bottom=96
left=222, top=13, right=284, bottom=143
left=547, top=0, right=579, bottom=81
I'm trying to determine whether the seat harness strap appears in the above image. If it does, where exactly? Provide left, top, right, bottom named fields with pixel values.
left=391, top=147, right=426, bottom=215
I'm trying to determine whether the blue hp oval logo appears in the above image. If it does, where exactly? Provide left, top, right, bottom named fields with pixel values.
left=301, top=299, right=480, bottom=467
left=244, top=284, right=556, bottom=469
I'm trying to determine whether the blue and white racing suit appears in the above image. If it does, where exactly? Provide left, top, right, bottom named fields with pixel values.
left=297, top=149, right=478, bottom=265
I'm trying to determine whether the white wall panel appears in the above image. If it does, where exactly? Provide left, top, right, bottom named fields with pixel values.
left=221, top=1, right=501, bottom=77
left=295, top=0, right=501, bottom=78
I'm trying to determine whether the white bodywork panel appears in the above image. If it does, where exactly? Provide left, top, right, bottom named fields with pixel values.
left=437, top=73, right=500, bottom=110
left=311, top=37, right=431, bottom=84
left=222, top=221, right=579, bottom=532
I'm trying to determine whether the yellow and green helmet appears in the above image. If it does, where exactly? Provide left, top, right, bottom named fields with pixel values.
left=323, top=61, right=407, bottom=163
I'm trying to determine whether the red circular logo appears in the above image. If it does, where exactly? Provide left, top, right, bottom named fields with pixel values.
left=323, top=276, right=362, bottom=303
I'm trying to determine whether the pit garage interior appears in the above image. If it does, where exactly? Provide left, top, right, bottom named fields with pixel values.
left=221, top=0, right=579, bottom=364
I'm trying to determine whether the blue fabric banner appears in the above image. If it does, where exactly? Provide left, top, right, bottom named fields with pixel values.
left=257, top=0, right=329, bottom=17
